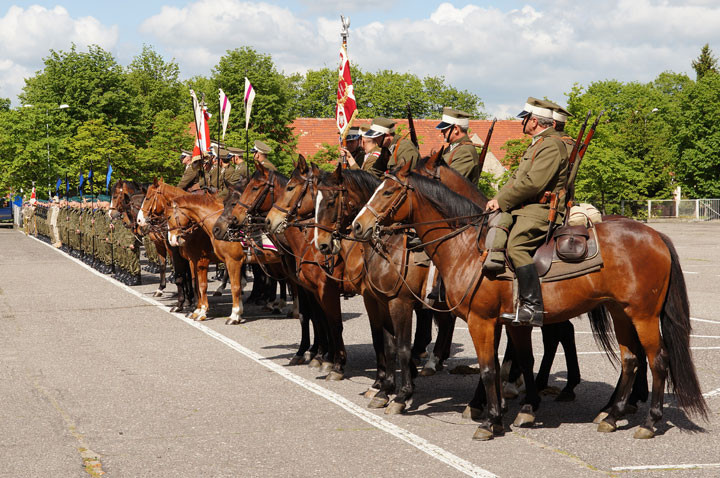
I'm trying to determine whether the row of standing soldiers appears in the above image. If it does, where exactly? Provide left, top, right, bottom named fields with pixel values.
left=22, top=196, right=144, bottom=285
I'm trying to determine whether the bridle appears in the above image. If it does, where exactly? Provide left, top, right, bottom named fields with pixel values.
left=234, top=171, right=277, bottom=226
left=363, top=173, right=415, bottom=232
left=272, top=169, right=315, bottom=228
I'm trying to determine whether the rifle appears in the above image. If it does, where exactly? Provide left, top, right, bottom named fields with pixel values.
left=566, top=110, right=605, bottom=208
left=477, top=118, right=496, bottom=172
left=406, top=104, right=419, bottom=149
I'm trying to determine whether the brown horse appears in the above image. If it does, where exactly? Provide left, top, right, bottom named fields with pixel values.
left=241, top=161, right=348, bottom=380
left=168, top=192, right=247, bottom=324
left=215, top=164, right=334, bottom=373
left=352, top=159, right=707, bottom=440
left=138, top=178, right=219, bottom=320
left=311, top=162, right=462, bottom=412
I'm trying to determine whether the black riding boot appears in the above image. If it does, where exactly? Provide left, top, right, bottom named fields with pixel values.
left=513, top=264, right=544, bottom=326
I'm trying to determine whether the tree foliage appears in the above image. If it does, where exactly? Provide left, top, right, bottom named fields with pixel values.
left=691, top=43, right=718, bottom=81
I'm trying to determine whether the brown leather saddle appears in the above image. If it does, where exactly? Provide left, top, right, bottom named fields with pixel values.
left=533, top=224, right=599, bottom=278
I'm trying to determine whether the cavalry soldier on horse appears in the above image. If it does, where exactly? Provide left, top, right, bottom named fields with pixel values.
left=437, top=107, right=481, bottom=185
left=177, top=150, right=202, bottom=191
left=251, top=140, right=277, bottom=171
left=361, top=117, right=420, bottom=178
left=339, top=126, right=365, bottom=169
left=485, top=97, right=571, bottom=326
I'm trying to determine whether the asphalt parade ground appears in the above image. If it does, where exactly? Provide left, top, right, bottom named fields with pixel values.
left=2, top=222, right=720, bottom=478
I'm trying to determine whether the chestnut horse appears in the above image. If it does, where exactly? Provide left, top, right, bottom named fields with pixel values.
left=138, top=178, right=219, bottom=320
left=215, top=164, right=334, bottom=374
left=167, top=192, right=248, bottom=324
left=110, top=179, right=195, bottom=310
left=352, top=160, right=707, bottom=440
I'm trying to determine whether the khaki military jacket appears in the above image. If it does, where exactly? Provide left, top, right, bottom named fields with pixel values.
left=495, top=128, right=569, bottom=222
left=357, top=147, right=384, bottom=179
left=178, top=164, right=200, bottom=190
left=260, top=159, right=276, bottom=171
left=387, top=135, right=419, bottom=171
left=227, top=163, right=249, bottom=183
left=443, top=134, right=481, bottom=185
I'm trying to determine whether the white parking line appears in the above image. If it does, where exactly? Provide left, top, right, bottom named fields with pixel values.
left=612, top=463, right=720, bottom=471
left=703, top=387, right=720, bottom=398
left=27, top=233, right=497, bottom=478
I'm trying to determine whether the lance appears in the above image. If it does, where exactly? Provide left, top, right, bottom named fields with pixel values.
left=217, top=87, right=222, bottom=191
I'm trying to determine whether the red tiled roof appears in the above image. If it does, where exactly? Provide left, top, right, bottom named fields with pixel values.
left=291, top=118, right=526, bottom=163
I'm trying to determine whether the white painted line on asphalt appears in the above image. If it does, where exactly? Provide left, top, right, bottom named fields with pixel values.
left=26, top=232, right=497, bottom=478
left=612, top=463, right=720, bottom=471
left=703, top=387, right=720, bottom=398
left=682, top=270, right=699, bottom=274
left=692, top=317, right=720, bottom=325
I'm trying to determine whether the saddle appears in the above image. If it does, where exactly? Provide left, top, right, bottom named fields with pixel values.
left=532, top=223, right=601, bottom=281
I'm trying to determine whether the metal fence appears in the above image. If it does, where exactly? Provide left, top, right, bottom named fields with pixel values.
left=615, top=199, right=720, bottom=221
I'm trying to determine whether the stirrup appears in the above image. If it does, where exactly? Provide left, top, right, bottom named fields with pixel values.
left=512, top=304, right=544, bottom=327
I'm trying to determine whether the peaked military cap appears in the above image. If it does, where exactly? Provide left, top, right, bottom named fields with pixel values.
left=436, top=107, right=472, bottom=130
left=517, top=97, right=553, bottom=120
left=251, top=140, right=272, bottom=154
left=345, top=126, right=362, bottom=141
left=179, top=150, right=192, bottom=160
left=225, top=146, right=245, bottom=160
left=364, top=117, right=396, bottom=138
left=543, top=100, right=572, bottom=123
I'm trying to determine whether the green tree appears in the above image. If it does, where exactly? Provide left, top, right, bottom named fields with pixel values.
left=66, top=119, right=137, bottom=193
left=691, top=44, right=718, bottom=80
left=136, top=110, right=195, bottom=183
left=126, top=45, right=184, bottom=142
left=20, top=45, right=142, bottom=143
left=288, top=68, right=336, bottom=118
left=675, top=72, right=720, bottom=197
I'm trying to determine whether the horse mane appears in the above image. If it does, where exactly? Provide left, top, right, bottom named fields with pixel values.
left=408, top=173, right=484, bottom=219
left=325, top=169, right=380, bottom=201
left=251, top=168, right=288, bottom=187
left=174, top=191, right=219, bottom=209
left=413, top=155, right=488, bottom=207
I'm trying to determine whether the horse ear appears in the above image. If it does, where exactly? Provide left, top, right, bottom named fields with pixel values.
left=297, top=154, right=308, bottom=173
left=255, top=159, right=266, bottom=174
left=426, top=148, right=443, bottom=169
left=310, top=162, right=321, bottom=177
left=332, top=161, right=343, bottom=181
left=153, top=177, right=159, bottom=187
left=398, top=158, right=413, bottom=178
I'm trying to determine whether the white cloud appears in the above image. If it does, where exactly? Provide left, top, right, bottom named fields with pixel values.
left=0, top=5, right=118, bottom=102
left=141, top=0, right=720, bottom=117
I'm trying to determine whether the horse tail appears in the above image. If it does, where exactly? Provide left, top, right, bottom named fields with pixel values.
left=657, top=231, right=708, bottom=419
left=588, top=304, right=619, bottom=366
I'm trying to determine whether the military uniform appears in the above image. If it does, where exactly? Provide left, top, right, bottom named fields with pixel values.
left=356, top=146, right=384, bottom=179
left=387, top=134, right=419, bottom=170
left=178, top=163, right=202, bottom=190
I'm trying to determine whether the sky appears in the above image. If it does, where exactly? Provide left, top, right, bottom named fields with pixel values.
left=1, top=0, right=719, bottom=118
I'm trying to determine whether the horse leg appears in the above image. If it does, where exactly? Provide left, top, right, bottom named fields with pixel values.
left=169, top=249, right=186, bottom=312
left=307, top=291, right=329, bottom=368
left=386, top=299, right=416, bottom=414
left=535, top=323, right=561, bottom=393
left=214, top=266, right=228, bottom=296
left=411, top=305, right=432, bottom=361
left=597, top=314, right=642, bottom=433
left=500, top=334, right=522, bottom=400
left=190, top=258, right=210, bottom=321
left=364, top=296, right=389, bottom=402
left=468, top=315, right=504, bottom=440
left=506, top=326, right=539, bottom=428
left=318, top=283, right=345, bottom=381
left=155, top=244, right=167, bottom=297
left=225, top=260, right=245, bottom=325
left=248, top=264, right=266, bottom=304
left=421, top=309, right=454, bottom=376
left=289, top=287, right=311, bottom=365
left=556, top=321, right=581, bottom=401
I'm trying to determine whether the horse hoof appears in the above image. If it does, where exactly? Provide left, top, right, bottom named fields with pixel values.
left=633, top=427, right=655, bottom=439
left=153, top=290, right=164, bottom=298
left=308, top=358, right=323, bottom=369
left=325, top=371, right=344, bottom=381
left=462, top=405, right=483, bottom=421
left=225, top=317, right=243, bottom=325
left=555, top=389, right=576, bottom=402
left=593, top=411, right=609, bottom=424
left=364, top=388, right=380, bottom=399
left=513, top=412, right=535, bottom=428
left=320, top=361, right=333, bottom=372
left=472, top=426, right=494, bottom=441
left=288, top=355, right=305, bottom=366
left=597, top=420, right=616, bottom=433
left=195, top=314, right=207, bottom=322
left=419, top=366, right=436, bottom=377
left=189, top=313, right=198, bottom=320
left=169, top=306, right=180, bottom=313
left=368, top=396, right=389, bottom=409
left=303, top=352, right=316, bottom=363
left=385, top=402, right=406, bottom=415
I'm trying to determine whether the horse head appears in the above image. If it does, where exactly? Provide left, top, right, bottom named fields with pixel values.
left=352, top=160, right=415, bottom=241
left=265, top=155, right=316, bottom=234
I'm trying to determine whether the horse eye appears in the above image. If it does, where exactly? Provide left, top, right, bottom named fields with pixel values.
left=286, top=185, right=295, bottom=191
left=252, top=186, right=259, bottom=191
left=383, top=190, right=393, bottom=197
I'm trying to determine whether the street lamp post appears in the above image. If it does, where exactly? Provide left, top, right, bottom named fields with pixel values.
left=24, top=104, right=70, bottom=198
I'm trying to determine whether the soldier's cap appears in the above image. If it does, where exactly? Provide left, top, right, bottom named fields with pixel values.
left=179, top=150, right=192, bottom=160
left=517, top=97, right=553, bottom=120
left=250, top=140, right=272, bottom=154
left=363, top=117, right=396, bottom=138
left=436, top=107, right=472, bottom=130
left=543, top=100, right=572, bottom=123
left=344, top=126, right=362, bottom=141
left=224, top=146, right=245, bottom=160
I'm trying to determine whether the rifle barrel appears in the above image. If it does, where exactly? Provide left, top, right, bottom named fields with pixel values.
left=478, top=118, right=496, bottom=171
